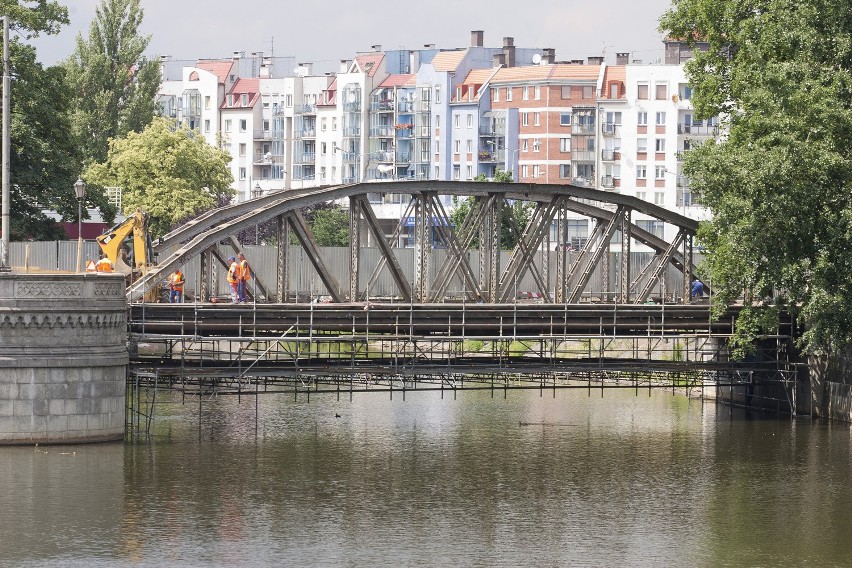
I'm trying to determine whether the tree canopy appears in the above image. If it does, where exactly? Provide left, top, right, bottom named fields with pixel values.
left=65, top=0, right=159, bottom=165
left=660, top=0, right=852, bottom=356
left=83, top=117, right=234, bottom=237
left=451, top=171, right=531, bottom=249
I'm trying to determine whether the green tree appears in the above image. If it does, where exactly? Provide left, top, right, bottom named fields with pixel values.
left=0, top=2, right=85, bottom=239
left=450, top=170, right=530, bottom=249
left=83, top=117, right=234, bottom=237
left=310, top=206, right=349, bottom=247
left=660, top=0, right=852, bottom=355
left=66, top=0, right=159, bottom=165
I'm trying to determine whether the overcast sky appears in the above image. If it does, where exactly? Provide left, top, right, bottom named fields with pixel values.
left=30, top=0, right=675, bottom=69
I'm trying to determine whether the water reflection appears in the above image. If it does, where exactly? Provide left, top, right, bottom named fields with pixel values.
left=1, top=389, right=850, bottom=567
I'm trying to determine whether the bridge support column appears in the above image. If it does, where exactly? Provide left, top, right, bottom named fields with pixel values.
left=276, top=215, right=289, bottom=302
left=414, top=194, right=430, bottom=302
left=199, top=248, right=211, bottom=302
left=0, top=274, right=127, bottom=444
left=349, top=197, right=361, bottom=302
left=620, top=208, right=631, bottom=303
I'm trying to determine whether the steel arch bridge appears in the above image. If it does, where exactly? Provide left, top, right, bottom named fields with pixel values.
left=128, top=181, right=702, bottom=305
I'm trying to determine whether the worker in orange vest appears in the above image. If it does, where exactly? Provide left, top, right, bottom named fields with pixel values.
left=96, top=254, right=114, bottom=272
left=168, top=269, right=185, bottom=303
left=227, top=256, right=240, bottom=303
left=237, top=252, right=251, bottom=303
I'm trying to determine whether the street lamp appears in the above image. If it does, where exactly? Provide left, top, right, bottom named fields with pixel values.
left=74, top=178, right=85, bottom=273
left=252, top=182, right=263, bottom=199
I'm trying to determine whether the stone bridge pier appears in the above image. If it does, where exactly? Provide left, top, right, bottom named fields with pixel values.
left=0, top=274, right=128, bottom=444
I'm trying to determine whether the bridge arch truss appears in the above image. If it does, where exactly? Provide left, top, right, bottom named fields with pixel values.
left=130, top=181, right=701, bottom=305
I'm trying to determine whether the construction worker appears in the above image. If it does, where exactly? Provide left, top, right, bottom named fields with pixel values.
left=168, top=268, right=185, bottom=303
left=96, top=254, right=114, bottom=272
left=237, top=252, right=251, bottom=303
left=226, top=256, right=240, bottom=303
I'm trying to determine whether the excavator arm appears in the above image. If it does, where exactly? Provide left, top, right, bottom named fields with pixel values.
left=96, top=209, right=152, bottom=275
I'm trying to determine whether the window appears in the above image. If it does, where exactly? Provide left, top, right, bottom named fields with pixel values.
left=678, top=83, right=692, bottom=100
left=636, top=165, right=647, bottom=179
left=522, top=139, right=529, bottom=152
left=241, top=93, right=248, bottom=106
left=239, top=119, right=247, bottom=132
left=286, top=94, right=293, bottom=107
left=534, top=112, right=540, bottom=126
left=534, top=86, right=541, bottom=100
left=560, top=138, right=570, bottom=152
left=467, top=114, right=472, bottom=128
left=454, top=114, right=460, bottom=127
left=224, top=119, right=232, bottom=132
left=453, top=165, right=460, bottom=180
left=320, top=167, right=326, bottom=181
left=560, top=112, right=571, bottom=126
left=466, top=139, right=472, bottom=153
left=435, top=86, right=441, bottom=104
left=239, top=167, right=246, bottom=180
left=636, top=191, right=646, bottom=201
left=506, top=87, right=512, bottom=101
left=466, top=165, right=473, bottom=179
left=532, top=164, right=540, bottom=178
left=609, top=83, right=620, bottom=98
left=332, top=117, right=337, bottom=131
left=655, top=192, right=665, bottom=205
left=321, top=117, right=327, bottom=131
left=605, top=112, right=622, bottom=126
left=583, top=86, right=594, bottom=98
left=435, top=166, right=440, bottom=178
left=533, top=138, right=540, bottom=152
left=656, top=112, right=666, bottom=125
left=263, top=120, right=269, bottom=131
left=637, top=111, right=648, bottom=126
left=522, top=112, right=529, bottom=126
left=637, top=83, right=649, bottom=99
left=637, top=220, right=665, bottom=238
left=560, top=164, right=571, bottom=178
left=655, top=138, right=666, bottom=152
left=561, top=85, right=572, bottom=99
left=655, top=82, right=668, bottom=100
left=204, top=96, right=211, bottom=110
left=239, top=143, right=246, bottom=156
left=321, top=142, right=327, bottom=155
left=492, top=89, right=499, bottom=102
left=523, top=86, right=529, bottom=100
left=637, top=138, right=648, bottom=153
left=655, top=165, right=666, bottom=179
left=521, top=164, right=528, bottom=178
left=454, top=140, right=460, bottom=153
left=204, top=119, right=210, bottom=133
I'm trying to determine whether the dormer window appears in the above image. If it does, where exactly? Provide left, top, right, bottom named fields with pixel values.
left=241, top=93, right=248, bottom=106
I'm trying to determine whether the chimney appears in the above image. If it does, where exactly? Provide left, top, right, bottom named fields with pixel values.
left=423, top=43, right=435, bottom=49
left=232, top=51, right=243, bottom=60
left=298, top=62, right=313, bottom=76
left=570, top=59, right=584, bottom=64
left=502, top=36, right=516, bottom=67
left=340, top=59, right=351, bottom=73
left=159, top=55, right=171, bottom=62
left=616, top=52, right=629, bottom=65
left=588, top=56, right=604, bottom=65
left=542, top=48, right=556, bottom=64
left=371, top=44, right=382, bottom=52
left=471, top=30, right=484, bottom=47
left=493, top=52, right=506, bottom=67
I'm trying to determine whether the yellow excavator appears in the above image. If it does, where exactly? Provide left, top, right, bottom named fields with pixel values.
left=95, top=209, right=155, bottom=280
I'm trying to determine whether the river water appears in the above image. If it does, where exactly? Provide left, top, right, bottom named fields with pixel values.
left=1, top=388, right=850, bottom=567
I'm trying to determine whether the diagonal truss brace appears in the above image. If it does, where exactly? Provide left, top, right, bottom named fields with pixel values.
left=568, top=206, right=627, bottom=303
left=286, top=210, right=342, bottom=303
left=498, top=196, right=561, bottom=302
left=634, top=229, right=685, bottom=303
left=427, top=194, right=486, bottom=301
left=354, top=196, right=413, bottom=302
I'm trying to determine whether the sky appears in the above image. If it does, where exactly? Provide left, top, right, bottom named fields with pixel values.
left=30, top=0, right=676, bottom=69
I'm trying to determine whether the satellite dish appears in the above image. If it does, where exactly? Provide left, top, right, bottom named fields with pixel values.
left=532, top=53, right=542, bottom=65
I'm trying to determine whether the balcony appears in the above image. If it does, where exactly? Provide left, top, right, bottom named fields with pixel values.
left=395, top=152, right=411, bottom=163
left=397, top=102, right=414, bottom=114
left=253, top=153, right=274, bottom=165
left=394, top=126, right=413, bottom=138
left=253, top=130, right=272, bottom=140
left=677, top=123, right=718, bottom=136
left=572, top=124, right=595, bottom=135
left=343, top=127, right=361, bottom=137
left=370, top=100, right=395, bottom=112
left=295, top=104, right=316, bottom=115
left=343, top=102, right=361, bottom=112
left=372, top=151, right=394, bottom=162
left=601, top=175, right=615, bottom=188
left=418, top=100, right=431, bottom=112
left=602, top=123, right=619, bottom=136
left=370, top=126, right=394, bottom=137
left=601, top=149, right=616, bottom=161
left=299, top=128, right=316, bottom=138
left=676, top=175, right=689, bottom=188
left=298, top=153, right=316, bottom=164
left=478, top=151, right=497, bottom=162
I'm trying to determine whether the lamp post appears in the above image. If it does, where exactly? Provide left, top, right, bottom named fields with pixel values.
left=0, top=15, right=10, bottom=271
left=74, top=178, right=85, bottom=273
left=510, top=148, right=521, bottom=181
